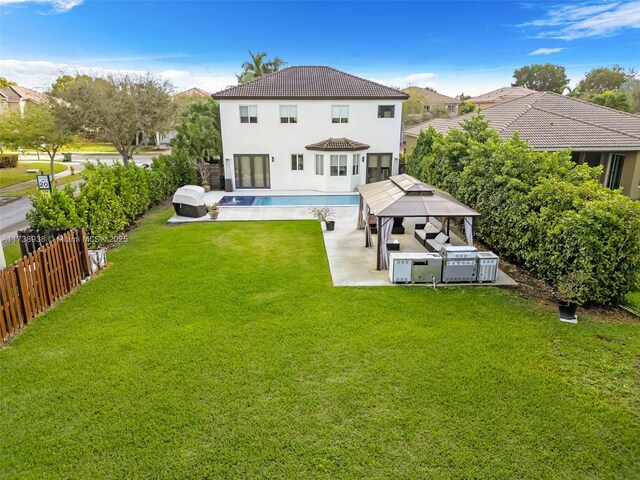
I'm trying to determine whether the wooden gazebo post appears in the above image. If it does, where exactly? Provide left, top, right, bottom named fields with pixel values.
left=376, top=216, right=382, bottom=270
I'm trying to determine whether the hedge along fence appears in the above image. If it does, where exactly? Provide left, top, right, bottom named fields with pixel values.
left=407, top=117, right=640, bottom=304
left=27, top=152, right=197, bottom=248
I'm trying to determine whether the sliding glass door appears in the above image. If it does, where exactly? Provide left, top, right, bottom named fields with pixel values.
left=234, top=154, right=270, bottom=189
left=366, top=153, right=392, bottom=183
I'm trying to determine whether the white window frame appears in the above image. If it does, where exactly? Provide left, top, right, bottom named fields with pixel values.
left=331, top=105, right=349, bottom=123
left=377, top=105, right=395, bottom=118
left=352, top=154, right=360, bottom=175
left=330, top=154, right=348, bottom=176
left=315, top=154, right=324, bottom=175
left=280, top=105, right=298, bottom=123
left=291, top=154, right=304, bottom=171
left=240, top=105, right=257, bottom=123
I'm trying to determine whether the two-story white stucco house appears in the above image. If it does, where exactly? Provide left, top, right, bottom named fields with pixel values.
left=212, top=66, right=408, bottom=192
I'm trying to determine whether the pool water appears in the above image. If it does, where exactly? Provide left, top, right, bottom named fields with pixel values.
left=219, top=195, right=359, bottom=206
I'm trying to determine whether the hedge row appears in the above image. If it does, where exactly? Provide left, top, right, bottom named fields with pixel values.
left=0, top=154, right=19, bottom=168
left=27, top=152, right=197, bottom=247
left=407, top=116, right=640, bottom=304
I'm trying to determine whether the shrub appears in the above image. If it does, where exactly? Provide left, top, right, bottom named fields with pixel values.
left=27, top=153, right=196, bottom=247
left=413, top=114, right=640, bottom=304
left=0, top=154, right=19, bottom=168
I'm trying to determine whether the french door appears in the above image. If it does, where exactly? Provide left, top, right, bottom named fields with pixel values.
left=234, top=154, right=270, bottom=189
left=605, top=154, right=625, bottom=190
left=366, top=153, right=392, bottom=183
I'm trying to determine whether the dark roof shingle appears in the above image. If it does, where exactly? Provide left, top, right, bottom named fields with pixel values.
left=213, top=66, right=409, bottom=100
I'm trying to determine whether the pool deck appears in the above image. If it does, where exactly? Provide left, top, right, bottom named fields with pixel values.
left=167, top=191, right=517, bottom=288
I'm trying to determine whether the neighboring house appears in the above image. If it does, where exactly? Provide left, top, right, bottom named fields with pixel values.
left=403, top=92, right=640, bottom=200
left=156, top=87, right=212, bottom=146
left=466, top=86, right=537, bottom=109
left=212, top=66, right=408, bottom=192
left=0, top=85, right=47, bottom=115
left=403, top=87, right=461, bottom=114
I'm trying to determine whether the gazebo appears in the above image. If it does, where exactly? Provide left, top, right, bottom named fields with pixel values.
left=356, top=174, right=480, bottom=270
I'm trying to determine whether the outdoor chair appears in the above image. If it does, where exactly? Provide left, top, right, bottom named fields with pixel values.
left=414, top=222, right=440, bottom=246
left=425, top=232, right=450, bottom=252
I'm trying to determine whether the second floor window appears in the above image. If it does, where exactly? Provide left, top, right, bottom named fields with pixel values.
left=280, top=105, right=297, bottom=123
left=291, top=154, right=304, bottom=171
left=240, top=105, right=257, bottom=123
left=330, top=155, right=347, bottom=176
left=331, top=105, right=349, bottom=123
left=377, top=105, right=395, bottom=118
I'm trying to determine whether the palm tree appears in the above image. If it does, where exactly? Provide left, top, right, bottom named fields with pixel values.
left=588, top=91, right=631, bottom=112
left=237, top=51, right=286, bottom=84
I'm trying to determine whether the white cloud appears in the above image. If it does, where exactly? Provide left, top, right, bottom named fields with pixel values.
left=529, top=47, right=564, bottom=55
left=0, top=0, right=83, bottom=13
left=525, top=1, right=640, bottom=40
left=0, top=58, right=237, bottom=93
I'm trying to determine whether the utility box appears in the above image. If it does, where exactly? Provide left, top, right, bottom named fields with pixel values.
left=477, top=252, right=499, bottom=283
left=389, top=252, right=442, bottom=284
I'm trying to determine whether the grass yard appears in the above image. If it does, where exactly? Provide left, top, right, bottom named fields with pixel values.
left=0, top=162, right=68, bottom=189
left=1, top=207, right=639, bottom=479
left=1, top=241, right=22, bottom=264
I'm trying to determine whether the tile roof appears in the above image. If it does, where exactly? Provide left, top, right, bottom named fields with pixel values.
left=213, top=66, right=409, bottom=100
left=467, top=86, right=537, bottom=104
left=404, top=92, right=640, bottom=150
left=0, top=85, right=47, bottom=104
left=174, top=87, right=210, bottom=98
left=305, top=137, right=370, bottom=151
left=402, top=87, right=460, bottom=104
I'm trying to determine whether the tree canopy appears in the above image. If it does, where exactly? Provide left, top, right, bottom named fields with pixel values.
left=588, top=91, right=631, bottom=112
left=577, top=66, right=637, bottom=94
left=172, top=99, right=222, bottom=164
left=512, top=63, right=569, bottom=93
left=237, top=51, right=286, bottom=84
left=50, top=74, right=177, bottom=165
left=0, top=77, right=17, bottom=88
left=0, top=105, right=74, bottom=179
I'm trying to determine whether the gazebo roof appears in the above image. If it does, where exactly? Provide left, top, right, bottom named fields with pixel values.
left=357, top=174, right=480, bottom=218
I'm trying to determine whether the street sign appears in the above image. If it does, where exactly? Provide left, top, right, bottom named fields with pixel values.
left=36, top=174, right=51, bottom=192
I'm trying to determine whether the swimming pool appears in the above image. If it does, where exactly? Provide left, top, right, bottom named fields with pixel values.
left=218, top=194, right=359, bottom=206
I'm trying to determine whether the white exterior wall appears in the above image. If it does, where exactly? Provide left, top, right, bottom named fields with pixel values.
left=219, top=98, right=403, bottom=192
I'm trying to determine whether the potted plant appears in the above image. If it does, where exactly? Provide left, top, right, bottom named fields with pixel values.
left=556, top=271, right=589, bottom=323
left=309, top=207, right=336, bottom=231
left=207, top=202, right=220, bottom=219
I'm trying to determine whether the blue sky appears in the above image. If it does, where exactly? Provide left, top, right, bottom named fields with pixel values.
left=0, top=0, right=638, bottom=96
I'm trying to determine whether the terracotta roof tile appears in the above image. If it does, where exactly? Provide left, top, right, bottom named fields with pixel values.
left=213, top=66, right=409, bottom=100
left=404, top=92, right=640, bottom=150
left=305, top=137, right=370, bottom=151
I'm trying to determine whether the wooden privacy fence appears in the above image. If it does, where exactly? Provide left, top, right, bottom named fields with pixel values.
left=0, top=229, right=92, bottom=345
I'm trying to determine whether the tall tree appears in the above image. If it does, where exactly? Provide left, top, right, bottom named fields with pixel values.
left=577, top=65, right=637, bottom=94
left=588, top=91, right=631, bottom=112
left=0, top=77, right=17, bottom=87
left=51, top=74, right=177, bottom=166
left=512, top=63, right=569, bottom=93
left=237, top=51, right=286, bottom=84
left=173, top=99, right=222, bottom=163
left=0, top=105, right=74, bottom=180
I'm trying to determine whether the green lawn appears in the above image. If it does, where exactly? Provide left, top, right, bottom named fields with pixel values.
left=1, top=207, right=639, bottom=479
left=1, top=241, right=22, bottom=264
left=626, top=289, right=640, bottom=311
left=0, top=162, right=68, bottom=189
